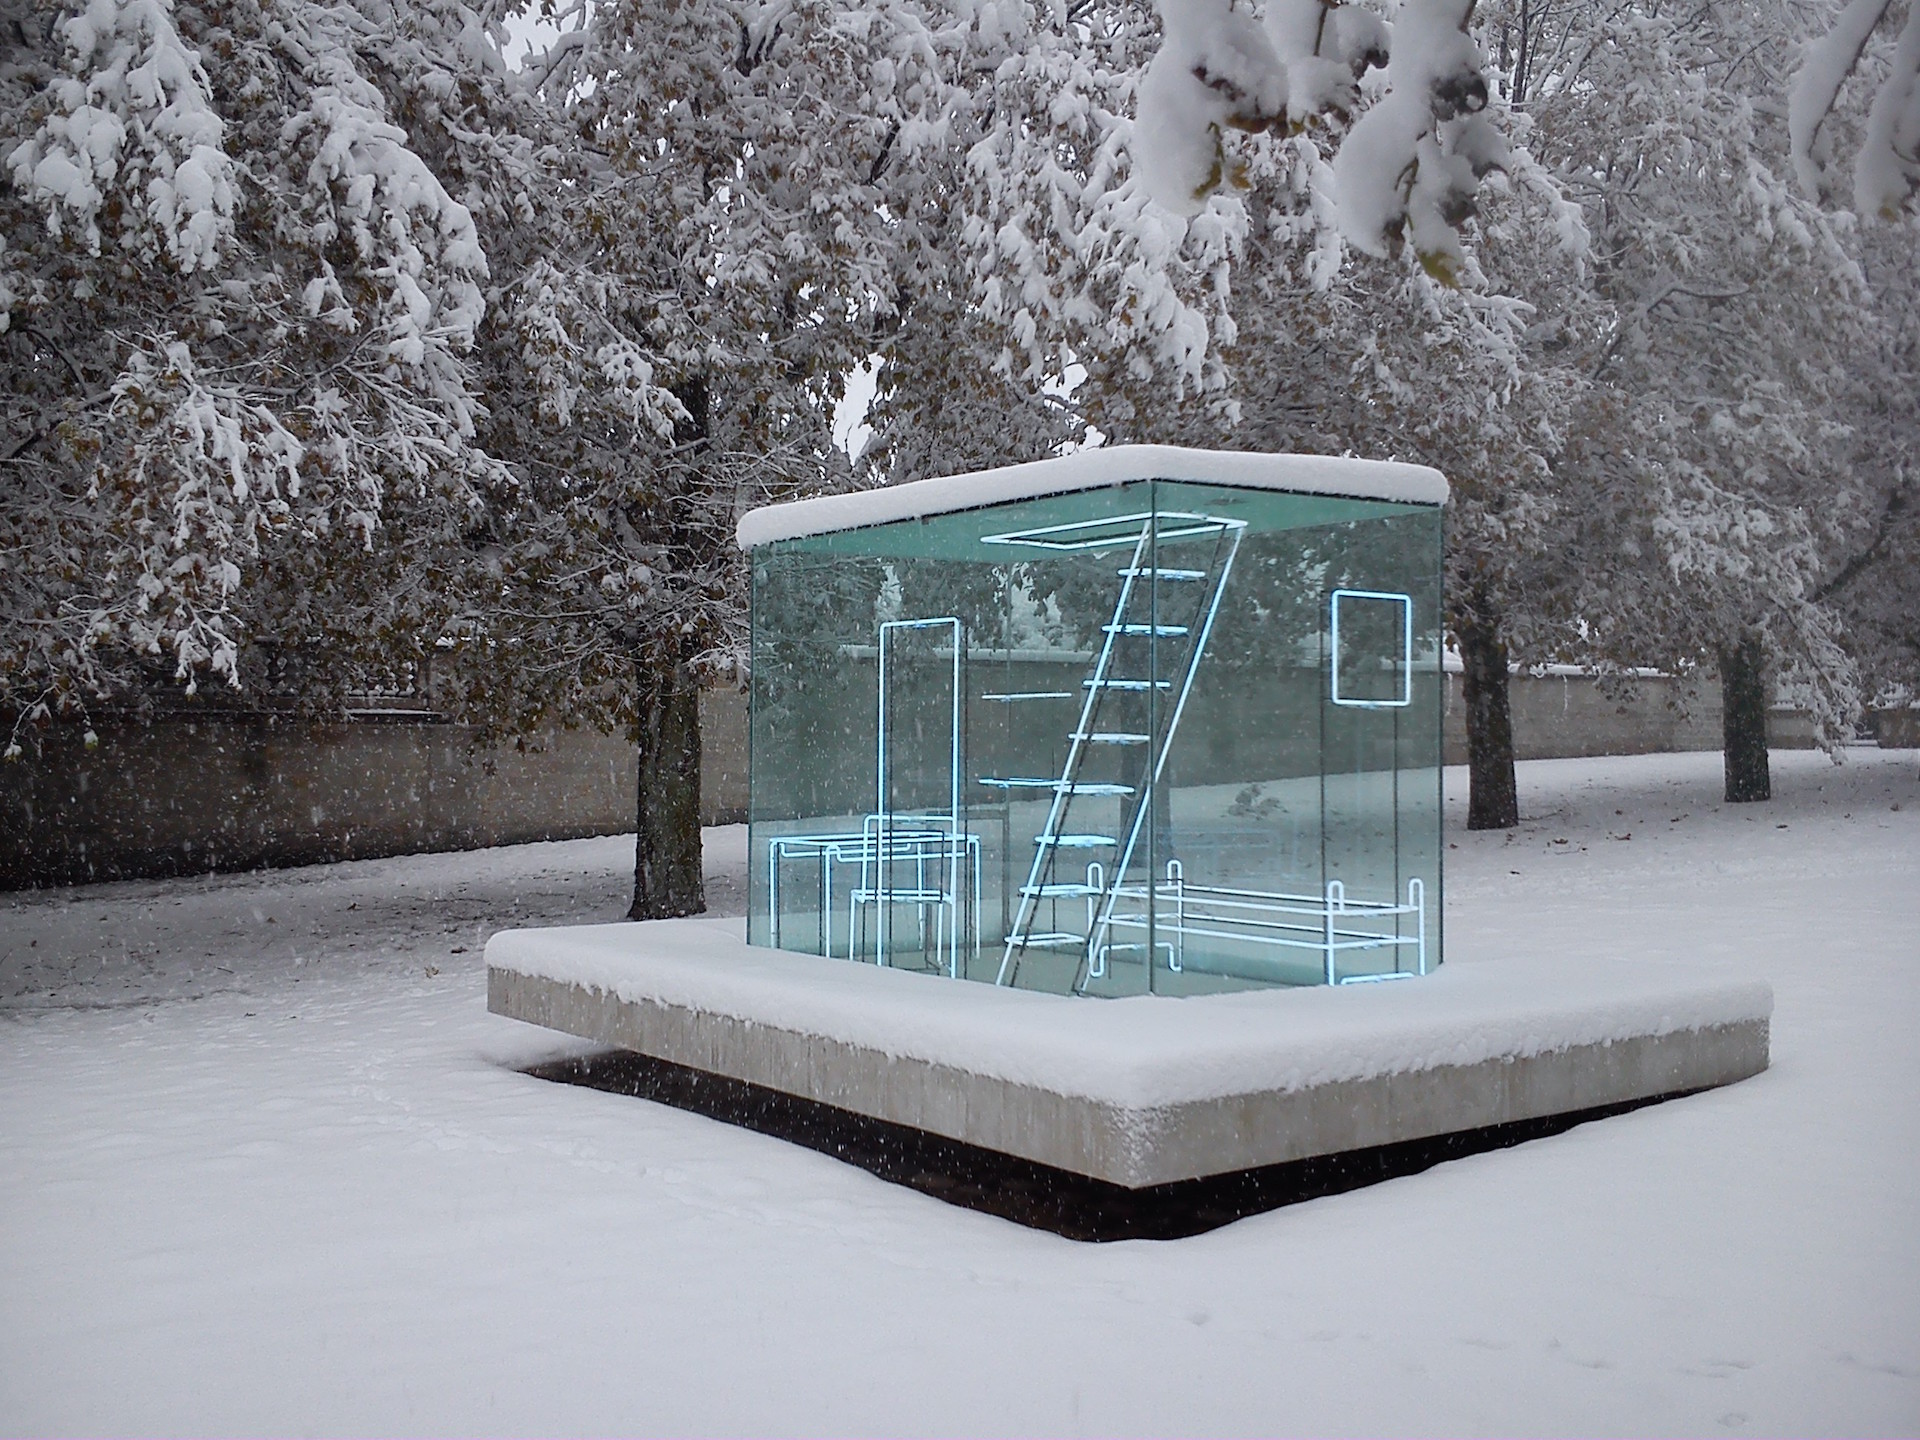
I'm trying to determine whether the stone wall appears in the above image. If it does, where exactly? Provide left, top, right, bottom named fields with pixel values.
left=1, top=692, right=747, bottom=889
left=1871, top=707, right=1920, bottom=748
left=1441, top=668, right=1781, bottom=764
left=1, top=669, right=1870, bottom=890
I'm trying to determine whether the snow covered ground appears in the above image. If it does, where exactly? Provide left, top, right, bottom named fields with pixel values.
left=2, top=748, right=1916, bottom=1437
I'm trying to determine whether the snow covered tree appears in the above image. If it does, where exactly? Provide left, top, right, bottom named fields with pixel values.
left=1498, top=0, right=1900, bottom=802
left=1808, top=225, right=1920, bottom=716
left=1784, top=0, right=1920, bottom=732
left=848, top=2, right=1090, bottom=481
left=1101, top=0, right=1904, bottom=814
left=888, top=0, right=1253, bottom=431
left=470, top=0, right=940, bottom=917
left=1, top=0, right=926, bottom=915
left=1, top=0, right=507, bottom=750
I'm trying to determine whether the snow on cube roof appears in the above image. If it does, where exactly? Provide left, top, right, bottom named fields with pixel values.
left=735, top=444, right=1447, bottom=549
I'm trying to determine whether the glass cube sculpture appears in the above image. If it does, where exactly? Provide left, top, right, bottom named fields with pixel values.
left=740, top=448, right=1446, bottom=996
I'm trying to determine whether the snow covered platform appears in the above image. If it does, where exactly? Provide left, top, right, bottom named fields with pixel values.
left=486, top=919, right=1771, bottom=1188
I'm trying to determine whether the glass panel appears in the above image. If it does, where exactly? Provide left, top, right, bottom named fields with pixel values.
left=1154, top=484, right=1336, bottom=991
left=975, top=486, right=1172, bottom=997
left=1316, top=509, right=1443, bottom=983
left=748, top=541, right=885, bottom=960
left=746, top=472, right=1445, bottom=994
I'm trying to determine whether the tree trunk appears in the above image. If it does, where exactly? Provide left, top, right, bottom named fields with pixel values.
left=1718, top=631, right=1771, bottom=804
left=1457, top=600, right=1520, bottom=830
left=631, top=657, right=706, bottom=920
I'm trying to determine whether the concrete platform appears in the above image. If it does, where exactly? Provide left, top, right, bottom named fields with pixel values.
left=487, top=919, right=1771, bottom=1189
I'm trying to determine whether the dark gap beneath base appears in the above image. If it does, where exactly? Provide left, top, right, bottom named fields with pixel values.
left=524, top=1050, right=1688, bottom=1242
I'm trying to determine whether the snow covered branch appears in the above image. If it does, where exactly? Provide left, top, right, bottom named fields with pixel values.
left=8, top=0, right=235, bottom=271
left=1790, top=0, right=1920, bottom=219
left=1136, top=0, right=1509, bottom=281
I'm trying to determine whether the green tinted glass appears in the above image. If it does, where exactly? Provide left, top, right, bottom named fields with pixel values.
left=747, top=476, right=1443, bottom=994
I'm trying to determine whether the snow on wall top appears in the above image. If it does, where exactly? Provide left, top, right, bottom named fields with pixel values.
left=487, top=918, right=1770, bottom=1110
left=735, top=445, right=1448, bottom=550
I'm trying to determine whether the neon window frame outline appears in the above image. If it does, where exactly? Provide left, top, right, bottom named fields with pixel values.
left=1329, top=588, right=1414, bottom=709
